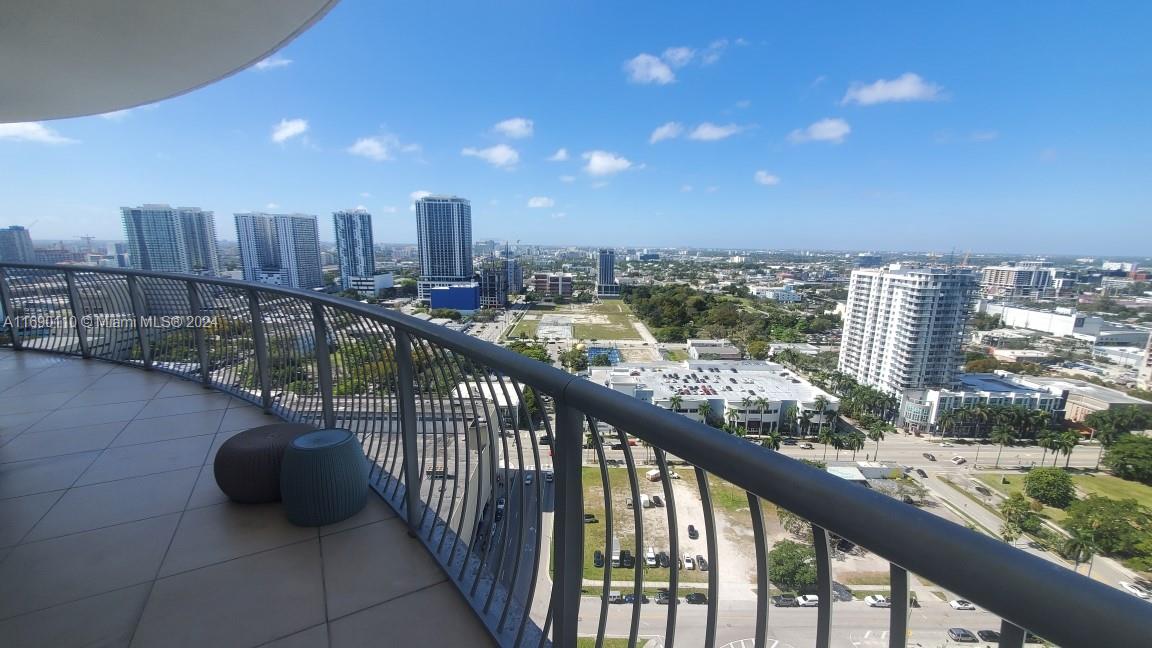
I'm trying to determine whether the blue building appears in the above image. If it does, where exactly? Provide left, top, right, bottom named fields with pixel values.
left=430, top=283, right=480, bottom=312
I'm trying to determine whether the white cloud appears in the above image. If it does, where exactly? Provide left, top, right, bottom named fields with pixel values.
left=548, top=148, right=569, bottom=161
left=493, top=117, right=534, bottom=139
left=347, top=137, right=390, bottom=161
left=624, top=53, right=675, bottom=85
left=688, top=122, right=742, bottom=141
left=0, top=122, right=77, bottom=144
left=559, top=175, right=576, bottom=183
left=360, top=192, right=373, bottom=198
left=98, top=109, right=132, bottom=121
left=254, top=55, right=293, bottom=70
left=271, top=118, right=308, bottom=143
left=591, top=181, right=609, bottom=189
left=410, top=190, right=432, bottom=201
left=265, top=202, right=280, bottom=209
left=754, top=170, right=780, bottom=186
left=706, top=186, right=719, bottom=193
left=354, top=204, right=368, bottom=211
left=649, top=121, right=683, bottom=144
left=551, top=212, right=567, bottom=220
left=461, top=144, right=519, bottom=168
left=527, top=196, right=555, bottom=208
left=701, top=39, right=729, bottom=65
left=788, top=118, right=851, bottom=144
left=582, top=150, right=634, bottom=176
left=680, top=184, right=693, bottom=192
left=662, top=46, right=695, bottom=68
left=970, top=130, right=1000, bottom=142
left=842, top=73, right=944, bottom=106
left=734, top=99, right=752, bottom=109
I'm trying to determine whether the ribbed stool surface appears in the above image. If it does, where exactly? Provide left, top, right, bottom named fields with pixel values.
left=213, top=422, right=318, bottom=504
left=281, top=428, right=369, bottom=527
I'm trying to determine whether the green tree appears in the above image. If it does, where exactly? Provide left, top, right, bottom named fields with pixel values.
left=590, top=354, right=613, bottom=367
left=1062, top=529, right=1097, bottom=573
left=866, top=421, right=891, bottom=462
left=1102, top=435, right=1152, bottom=484
left=818, top=426, right=837, bottom=461
left=761, top=430, right=782, bottom=451
left=999, top=492, right=1041, bottom=535
left=845, top=429, right=866, bottom=460
left=989, top=425, right=1017, bottom=469
left=1050, top=429, right=1081, bottom=468
left=776, top=509, right=811, bottom=538
left=505, top=340, right=550, bottom=363
left=747, top=339, right=770, bottom=360
left=1064, top=495, right=1152, bottom=557
left=668, top=395, right=683, bottom=413
left=697, top=401, right=715, bottom=426
left=1024, top=467, right=1075, bottom=508
left=768, top=540, right=818, bottom=593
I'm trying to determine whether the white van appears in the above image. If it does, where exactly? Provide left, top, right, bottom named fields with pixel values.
left=640, top=494, right=652, bottom=509
left=645, top=547, right=657, bottom=568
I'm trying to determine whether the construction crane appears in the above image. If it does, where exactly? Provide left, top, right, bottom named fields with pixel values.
left=78, top=234, right=95, bottom=252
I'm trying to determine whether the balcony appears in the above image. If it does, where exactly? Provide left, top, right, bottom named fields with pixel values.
left=0, top=349, right=491, bottom=647
left=1, top=264, right=1150, bottom=648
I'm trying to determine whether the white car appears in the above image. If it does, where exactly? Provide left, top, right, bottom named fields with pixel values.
left=1119, top=581, right=1150, bottom=599
left=951, top=456, right=967, bottom=465
left=949, top=599, right=976, bottom=610
left=796, top=595, right=819, bottom=607
left=940, top=442, right=954, bottom=447
left=863, top=595, right=891, bottom=608
left=683, top=554, right=696, bottom=570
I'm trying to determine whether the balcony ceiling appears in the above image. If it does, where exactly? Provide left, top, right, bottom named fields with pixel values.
left=0, top=0, right=339, bottom=122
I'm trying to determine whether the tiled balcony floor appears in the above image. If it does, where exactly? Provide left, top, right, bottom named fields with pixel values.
left=0, top=349, right=494, bottom=648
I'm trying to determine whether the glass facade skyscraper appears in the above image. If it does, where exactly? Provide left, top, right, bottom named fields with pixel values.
left=333, top=209, right=375, bottom=290
left=415, top=196, right=473, bottom=300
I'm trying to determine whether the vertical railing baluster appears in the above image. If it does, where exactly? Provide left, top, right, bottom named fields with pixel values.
left=813, top=525, right=833, bottom=648
left=550, top=398, right=584, bottom=648
left=694, top=467, right=718, bottom=648
left=998, top=620, right=1026, bottom=648
left=888, top=564, right=909, bottom=648
left=246, top=289, right=272, bottom=412
left=125, top=275, right=152, bottom=369
left=311, top=303, right=336, bottom=429
left=64, top=271, right=90, bottom=358
left=394, top=330, right=423, bottom=537
left=187, top=281, right=209, bottom=385
left=653, top=448, right=679, bottom=648
left=748, top=493, right=769, bottom=648
left=0, top=267, right=23, bottom=350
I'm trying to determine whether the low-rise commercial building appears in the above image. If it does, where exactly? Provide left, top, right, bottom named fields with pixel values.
left=429, top=283, right=480, bottom=312
left=899, top=372, right=1063, bottom=434
left=345, top=273, right=393, bottom=297
left=589, top=360, right=838, bottom=433
left=1013, top=376, right=1152, bottom=422
left=531, top=272, right=573, bottom=298
left=687, top=339, right=743, bottom=360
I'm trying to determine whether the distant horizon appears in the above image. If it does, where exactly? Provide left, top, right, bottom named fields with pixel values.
left=19, top=233, right=1150, bottom=263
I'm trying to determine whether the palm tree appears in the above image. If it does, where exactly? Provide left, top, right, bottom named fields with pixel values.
left=866, top=421, right=891, bottom=462
left=819, top=426, right=837, bottom=461
left=1025, top=410, right=1051, bottom=440
left=668, top=395, right=683, bottom=413
left=1036, top=428, right=1057, bottom=465
left=812, top=395, right=830, bottom=435
left=1052, top=429, right=1080, bottom=468
left=937, top=408, right=960, bottom=438
left=761, top=430, right=782, bottom=451
left=697, top=401, right=713, bottom=426
left=846, top=430, right=866, bottom=460
left=756, top=397, right=770, bottom=433
left=989, top=425, right=1017, bottom=469
left=782, top=404, right=798, bottom=436
left=726, top=408, right=741, bottom=433
left=800, top=410, right=814, bottom=436
left=1063, top=529, right=1097, bottom=573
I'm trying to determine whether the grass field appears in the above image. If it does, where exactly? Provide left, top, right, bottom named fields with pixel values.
left=1072, top=473, right=1152, bottom=508
left=508, top=318, right=539, bottom=338
left=662, top=349, right=689, bottom=361
left=975, top=474, right=1068, bottom=523
left=578, top=638, right=632, bottom=648
left=573, top=322, right=641, bottom=341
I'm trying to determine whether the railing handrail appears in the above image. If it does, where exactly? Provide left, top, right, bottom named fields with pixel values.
left=2, top=262, right=1149, bottom=647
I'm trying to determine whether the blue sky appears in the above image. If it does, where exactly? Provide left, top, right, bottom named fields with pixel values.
left=1, top=1, right=1150, bottom=255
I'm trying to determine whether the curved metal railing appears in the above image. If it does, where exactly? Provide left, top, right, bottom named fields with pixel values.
left=0, top=263, right=1148, bottom=648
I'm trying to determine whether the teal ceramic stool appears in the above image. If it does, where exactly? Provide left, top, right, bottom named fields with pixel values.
left=280, top=428, right=369, bottom=526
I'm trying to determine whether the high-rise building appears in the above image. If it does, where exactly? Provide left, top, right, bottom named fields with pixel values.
left=0, top=225, right=36, bottom=263
left=506, top=257, right=523, bottom=294
left=478, top=258, right=509, bottom=309
left=333, top=210, right=375, bottom=290
left=415, top=195, right=473, bottom=300
left=838, top=264, right=977, bottom=395
left=120, top=205, right=220, bottom=275
left=596, top=248, right=619, bottom=297
left=980, top=262, right=1053, bottom=299
left=1138, top=336, right=1152, bottom=391
left=234, top=213, right=323, bottom=289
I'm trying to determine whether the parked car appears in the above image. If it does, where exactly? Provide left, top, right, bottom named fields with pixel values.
left=687, top=524, right=700, bottom=540
left=947, top=628, right=977, bottom=643
left=685, top=593, right=708, bottom=604
left=782, top=438, right=797, bottom=446
left=655, top=594, right=678, bottom=605
left=524, top=473, right=533, bottom=485
left=544, top=471, right=554, bottom=483
left=949, top=599, right=976, bottom=610
left=696, top=554, right=708, bottom=571
left=800, top=442, right=814, bottom=449
left=976, top=630, right=1000, bottom=642
left=584, top=513, right=598, bottom=524
left=652, top=495, right=664, bottom=507
left=915, top=468, right=928, bottom=478
left=593, top=550, right=604, bottom=568
left=771, top=594, right=797, bottom=607
left=923, top=452, right=936, bottom=461
left=1120, top=581, right=1150, bottom=599
left=538, top=435, right=552, bottom=445
left=795, top=595, right=819, bottom=607
left=622, top=593, right=650, bottom=604
left=683, top=554, right=696, bottom=570
left=863, top=595, right=891, bottom=608
left=620, top=550, right=635, bottom=569
left=657, top=551, right=670, bottom=568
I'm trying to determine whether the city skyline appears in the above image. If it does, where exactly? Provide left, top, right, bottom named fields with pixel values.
left=1, top=2, right=1150, bottom=255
